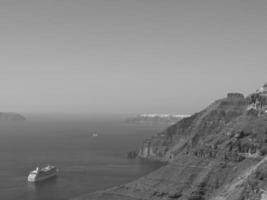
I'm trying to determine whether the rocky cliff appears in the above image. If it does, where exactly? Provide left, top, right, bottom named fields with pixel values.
left=74, top=85, right=267, bottom=200
left=138, top=93, right=248, bottom=162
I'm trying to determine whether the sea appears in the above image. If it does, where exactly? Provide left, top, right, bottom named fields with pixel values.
left=0, top=114, right=166, bottom=200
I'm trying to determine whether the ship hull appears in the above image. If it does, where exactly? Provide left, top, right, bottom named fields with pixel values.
left=27, top=166, right=58, bottom=183
left=28, top=172, right=57, bottom=183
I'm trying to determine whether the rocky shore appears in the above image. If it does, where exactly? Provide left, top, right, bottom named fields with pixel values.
left=73, top=84, right=267, bottom=200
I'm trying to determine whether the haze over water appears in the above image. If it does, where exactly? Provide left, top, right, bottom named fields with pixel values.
left=0, top=114, right=164, bottom=200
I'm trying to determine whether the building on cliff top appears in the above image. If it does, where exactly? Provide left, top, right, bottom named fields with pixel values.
left=257, top=82, right=267, bottom=94
left=247, top=83, right=267, bottom=112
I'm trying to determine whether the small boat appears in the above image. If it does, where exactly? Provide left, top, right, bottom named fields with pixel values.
left=27, top=165, right=58, bottom=182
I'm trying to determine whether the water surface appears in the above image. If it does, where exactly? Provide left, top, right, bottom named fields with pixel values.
left=0, top=114, right=165, bottom=200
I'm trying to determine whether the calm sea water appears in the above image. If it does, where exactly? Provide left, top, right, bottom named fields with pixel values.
left=0, top=114, right=165, bottom=200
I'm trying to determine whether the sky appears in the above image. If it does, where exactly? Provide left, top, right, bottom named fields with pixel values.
left=0, top=0, right=266, bottom=114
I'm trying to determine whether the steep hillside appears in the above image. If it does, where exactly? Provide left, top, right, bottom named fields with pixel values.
left=74, top=86, right=267, bottom=200
left=138, top=93, right=248, bottom=162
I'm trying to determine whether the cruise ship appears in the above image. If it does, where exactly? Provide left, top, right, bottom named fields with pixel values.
left=92, top=133, right=98, bottom=137
left=27, top=165, right=58, bottom=182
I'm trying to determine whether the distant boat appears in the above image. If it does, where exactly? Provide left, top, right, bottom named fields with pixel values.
left=92, top=133, right=98, bottom=137
left=27, top=165, right=58, bottom=182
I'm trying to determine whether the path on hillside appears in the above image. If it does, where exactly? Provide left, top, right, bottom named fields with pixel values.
left=214, top=156, right=267, bottom=200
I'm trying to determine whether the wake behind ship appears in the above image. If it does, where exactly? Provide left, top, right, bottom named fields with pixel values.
left=27, top=165, right=57, bottom=182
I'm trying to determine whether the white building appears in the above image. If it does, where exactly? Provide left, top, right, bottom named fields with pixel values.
left=258, top=82, right=267, bottom=94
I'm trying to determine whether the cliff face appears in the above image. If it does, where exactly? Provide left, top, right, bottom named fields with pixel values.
left=138, top=93, right=248, bottom=162
left=74, top=89, right=267, bottom=200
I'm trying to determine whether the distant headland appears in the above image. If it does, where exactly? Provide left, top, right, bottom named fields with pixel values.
left=0, top=112, right=26, bottom=121
left=125, top=113, right=190, bottom=125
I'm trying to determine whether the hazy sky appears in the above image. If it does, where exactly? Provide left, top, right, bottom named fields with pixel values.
left=0, top=0, right=267, bottom=114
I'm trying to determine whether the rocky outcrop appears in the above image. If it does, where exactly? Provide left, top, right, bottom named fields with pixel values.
left=74, top=87, right=267, bottom=200
left=0, top=112, right=26, bottom=121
